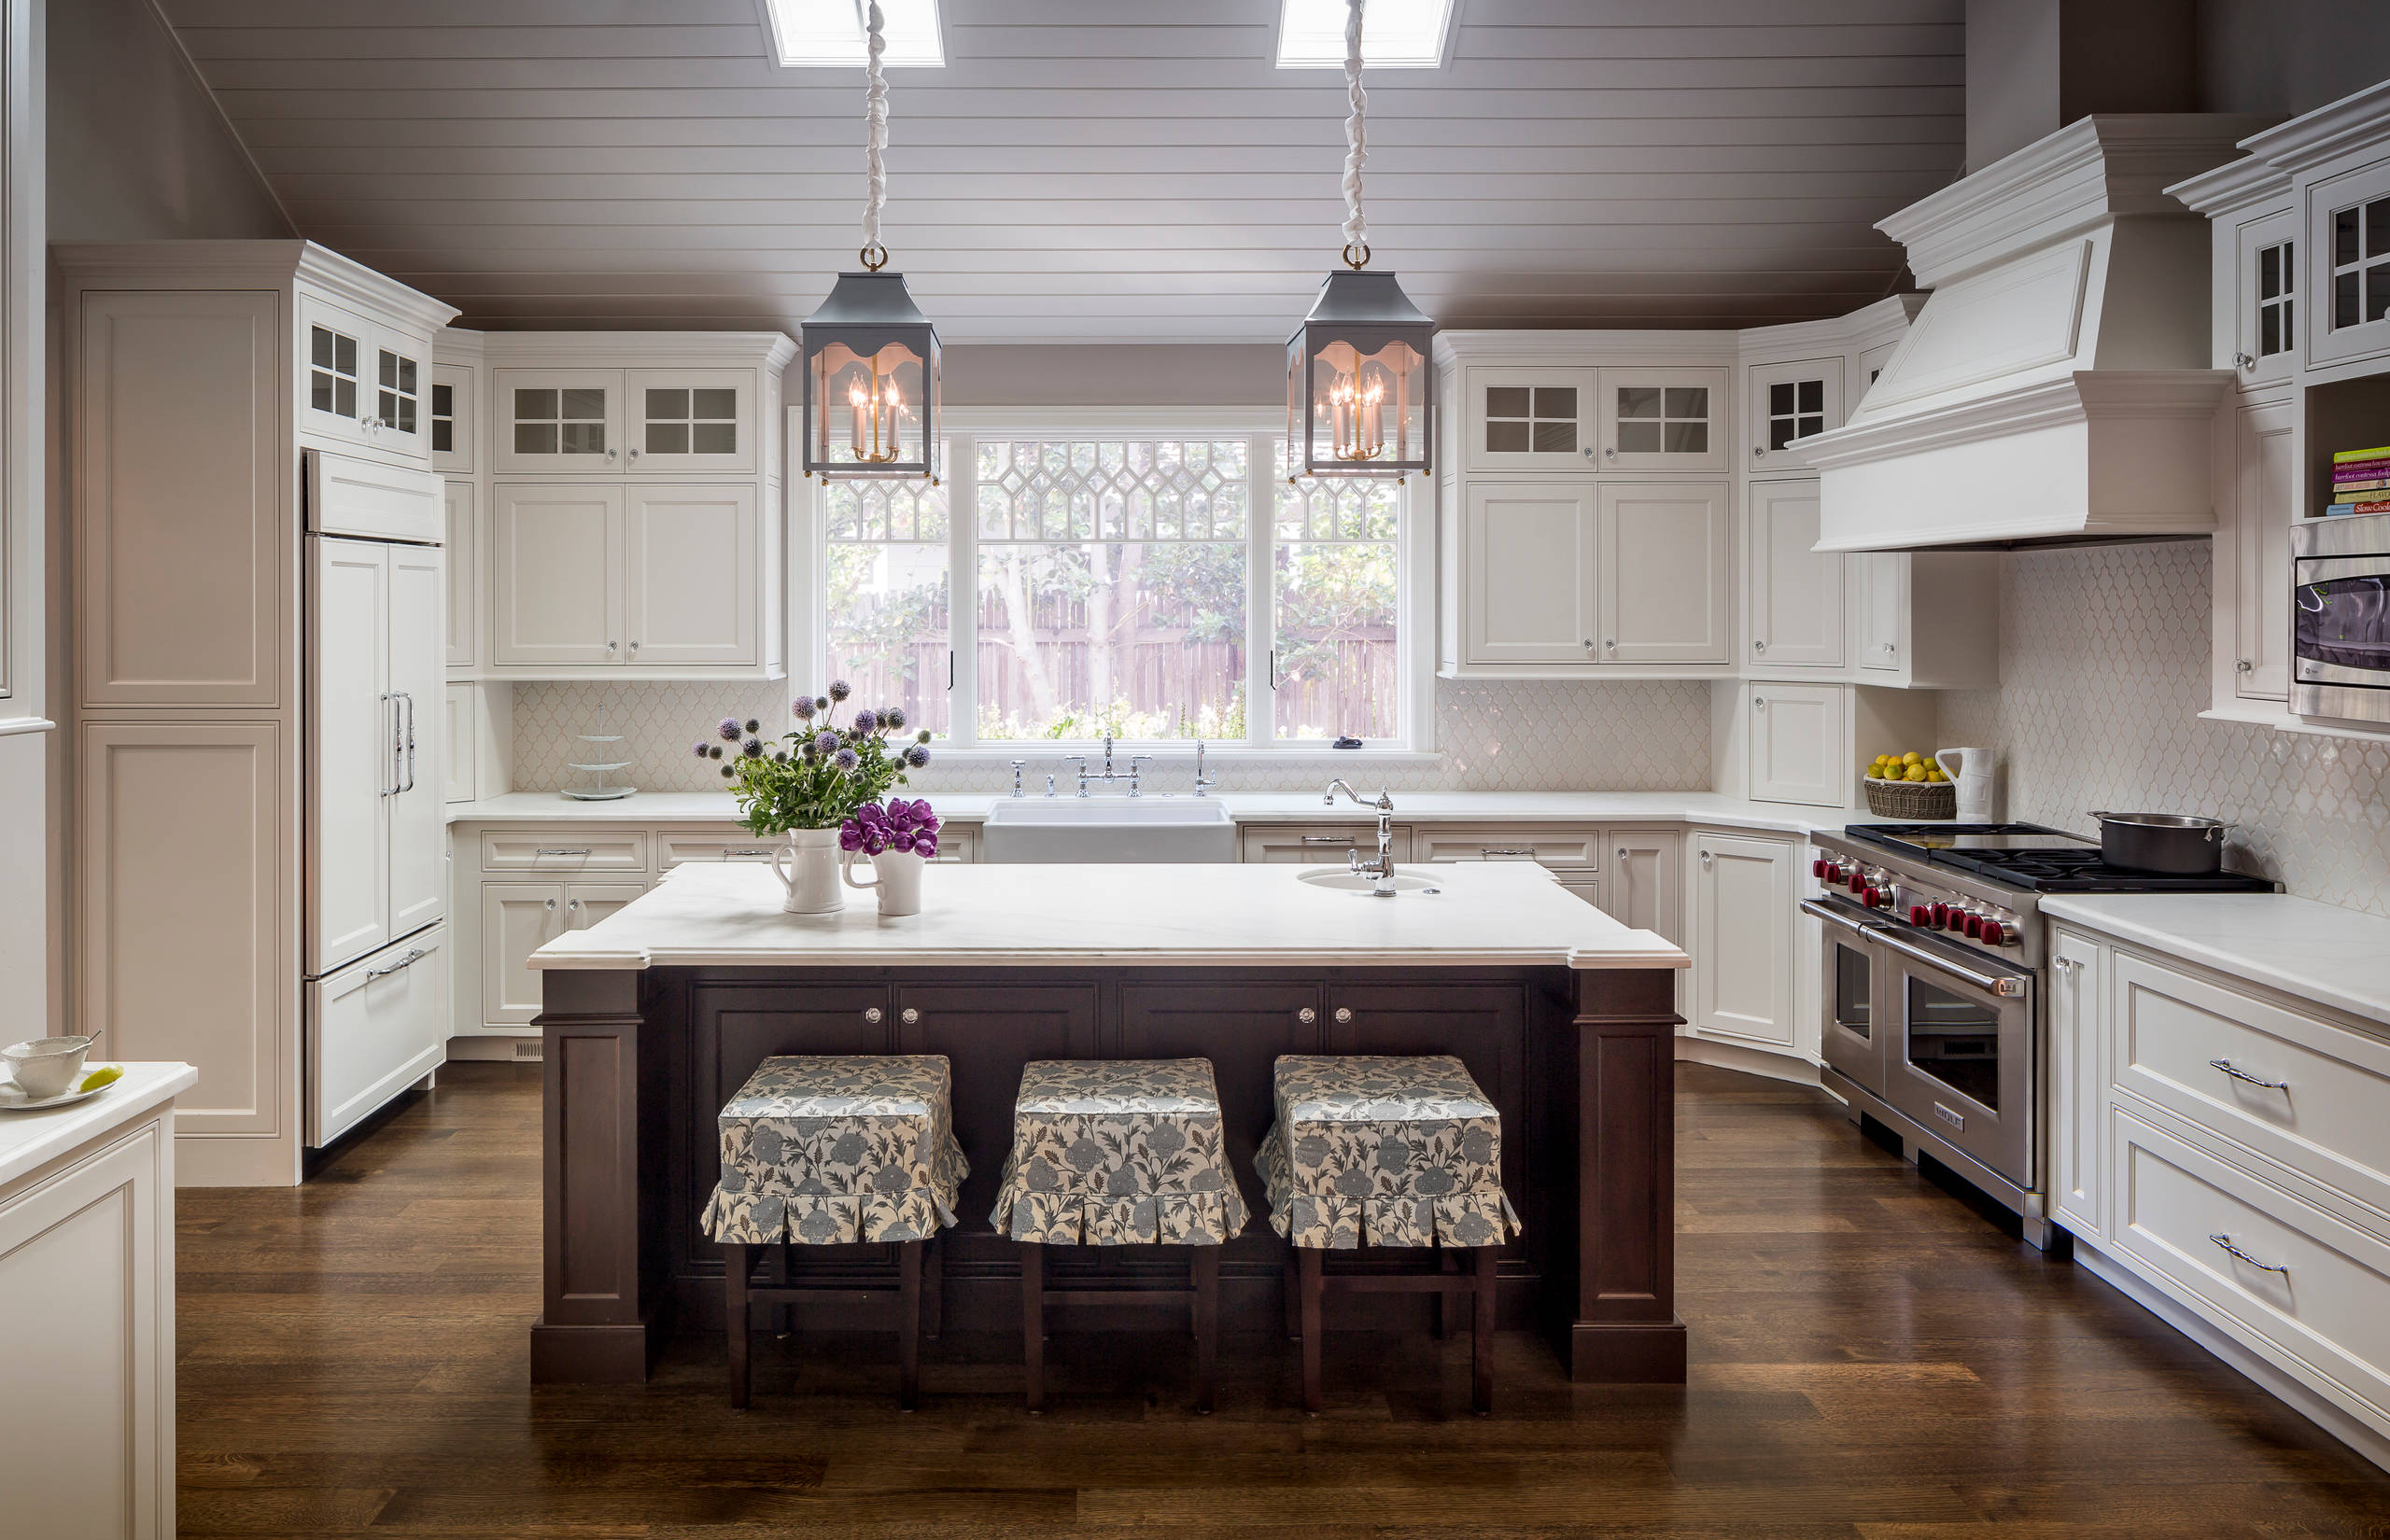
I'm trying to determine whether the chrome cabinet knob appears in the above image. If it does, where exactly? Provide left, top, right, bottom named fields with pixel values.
left=1753, top=695, right=1767, bottom=709
left=2234, top=350, right=2256, bottom=371
left=1297, top=1006, right=1316, bottom=1025
left=864, top=1006, right=883, bottom=1025
left=1603, top=638, right=1616, bottom=652
left=2236, top=658, right=2254, bottom=673
left=1753, top=639, right=1766, bottom=652
left=544, top=897, right=556, bottom=910
left=1582, top=638, right=1596, bottom=651
left=900, top=1007, right=920, bottom=1026
left=1333, top=1006, right=1353, bottom=1025
left=567, top=898, right=580, bottom=911
left=1752, top=445, right=1765, bottom=459
left=1604, top=447, right=1617, bottom=460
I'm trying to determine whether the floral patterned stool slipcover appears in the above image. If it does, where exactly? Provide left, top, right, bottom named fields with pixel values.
left=701, top=1055, right=969, bottom=1411
left=990, top=1058, right=1249, bottom=1413
left=1257, top=1054, right=1522, bottom=1415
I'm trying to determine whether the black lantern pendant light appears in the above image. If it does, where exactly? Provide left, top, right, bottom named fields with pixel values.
left=1287, top=0, right=1434, bottom=480
left=802, top=2, right=940, bottom=483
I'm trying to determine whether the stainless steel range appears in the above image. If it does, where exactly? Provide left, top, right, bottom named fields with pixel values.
left=1806, top=822, right=2273, bottom=1248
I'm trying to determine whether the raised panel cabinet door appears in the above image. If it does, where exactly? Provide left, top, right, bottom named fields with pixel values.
left=310, top=538, right=392, bottom=973
left=482, top=884, right=562, bottom=1027
left=443, top=479, right=475, bottom=667
left=1692, top=833, right=1795, bottom=1048
left=430, top=361, right=474, bottom=473
left=79, top=289, right=283, bottom=707
left=2234, top=396, right=2295, bottom=700
left=1462, top=366, right=1598, bottom=473
left=626, top=483, right=758, bottom=666
left=1596, top=366, right=1729, bottom=473
left=80, top=721, right=286, bottom=1138
left=564, top=883, right=645, bottom=932
left=1745, top=357, right=1846, bottom=474
left=1601, top=828, right=1684, bottom=945
left=2234, top=209, right=2299, bottom=385
left=1856, top=553, right=1905, bottom=672
left=444, top=682, right=476, bottom=804
left=296, top=289, right=376, bottom=453
left=626, top=368, right=755, bottom=474
left=1748, top=684, right=1847, bottom=807
left=2048, top=930, right=2103, bottom=1241
left=1461, top=482, right=1598, bottom=665
left=493, top=368, right=625, bottom=474
left=492, top=483, right=625, bottom=666
left=1599, top=481, right=1730, bottom=665
left=2307, top=157, right=2390, bottom=371
left=387, top=542, right=448, bottom=936
left=0, top=1124, right=169, bottom=1540
left=1747, top=480, right=1843, bottom=668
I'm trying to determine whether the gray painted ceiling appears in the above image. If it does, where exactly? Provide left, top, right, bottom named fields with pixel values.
left=160, top=0, right=1963, bottom=342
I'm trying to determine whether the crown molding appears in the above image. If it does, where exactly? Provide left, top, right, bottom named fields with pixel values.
left=2233, top=78, right=2390, bottom=175
left=480, top=329, right=796, bottom=369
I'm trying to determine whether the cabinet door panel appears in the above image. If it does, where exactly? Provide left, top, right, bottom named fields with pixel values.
left=1602, top=829, right=1684, bottom=945
left=443, top=479, right=476, bottom=667
left=494, top=369, right=624, bottom=473
left=1596, top=367, right=1728, bottom=472
left=2048, top=931, right=2102, bottom=1240
left=1748, top=480, right=1842, bottom=668
left=431, top=362, right=474, bottom=473
left=297, top=290, right=375, bottom=452
left=1600, top=481, right=1730, bottom=665
left=1856, top=553, right=1905, bottom=673
left=367, top=322, right=432, bottom=465
left=445, top=682, right=477, bottom=805
left=1749, top=683, right=1846, bottom=807
left=627, top=368, right=754, bottom=474
left=311, top=539, right=392, bottom=973
left=626, top=483, right=758, bottom=666
left=492, top=484, right=625, bottom=666
left=1746, top=357, right=1845, bottom=474
left=1462, top=366, right=1596, bottom=472
left=388, top=543, right=448, bottom=937
left=1462, top=482, right=1597, bottom=664
left=2233, top=397, right=2294, bottom=700
left=481, top=884, right=562, bottom=1027
left=308, top=926, right=447, bottom=1147
left=1692, top=833, right=1794, bottom=1047
left=2307, top=159, right=2390, bottom=371
left=2235, top=210, right=2299, bottom=385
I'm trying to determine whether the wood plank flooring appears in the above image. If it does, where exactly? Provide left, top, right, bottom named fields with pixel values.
left=176, top=1061, right=2390, bottom=1537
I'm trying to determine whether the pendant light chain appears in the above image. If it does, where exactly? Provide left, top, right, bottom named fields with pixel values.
left=860, top=0, right=889, bottom=270
left=1341, top=0, right=1369, bottom=267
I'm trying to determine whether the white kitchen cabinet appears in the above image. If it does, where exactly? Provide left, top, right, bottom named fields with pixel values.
left=1239, top=823, right=1416, bottom=864
left=482, top=884, right=564, bottom=1028
left=445, top=682, right=477, bottom=805
left=565, top=883, right=645, bottom=932
left=2049, top=926, right=2104, bottom=1242
left=1855, top=553, right=1904, bottom=673
left=307, top=925, right=447, bottom=1147
left=1848, top=551, right=2000, bottom=689
left=1600, top=482, right=1730, bottom=665
left=1746, top=357, right=1846, bottom=474
left=1748, top=682, right=1846, bottom=806
left=494, top=368, right=624, bottom=474
left=2237, top=210, right=2301, bottom=385
left=1596, top=367, right=1728, bottom=473
left=1690, top=832, right=1795, bottom=1049
left=2230, top=394, right=2296, bottom=701
left=1601, top=828, right=1684, bottom=945
left=1458, top=482, right=1599, bottom=665
left=1461, top=366, right=1596, bottom=473
left=626, top=483, right=759, bottom=666
left=431, top=361, right=474, bottom=474
left=492, top=483, right=625, bottom=666
left=1747, top=479, right=1843, bottom=668
left=298, top=290, right=431, bottom=469
left=628, top=368, right=755, bottom=474
left=443, top=478, right=475, bottom=668
left=2308, top=154, right=2390, bottom=372
left=496, top=364, right=766, bottom=477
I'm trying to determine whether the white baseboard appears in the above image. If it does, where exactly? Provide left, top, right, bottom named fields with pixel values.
left=175, top=1132, right=301, bottom=1188
left=1675, top=1034, right=1822, bottom=1087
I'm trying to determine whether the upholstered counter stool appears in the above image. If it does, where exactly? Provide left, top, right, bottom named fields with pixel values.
left=990, top=1058, right=1249, bottom=1413
left=700, top=1055, right=968, bottom=1411
left=1258, top=1054, right=1521, bottom=1415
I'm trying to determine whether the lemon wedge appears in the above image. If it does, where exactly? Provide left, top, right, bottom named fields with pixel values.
left=77, top=1064, right=122, bottom=1094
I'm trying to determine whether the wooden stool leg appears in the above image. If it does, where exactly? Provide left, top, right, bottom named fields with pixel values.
left=1191, top=1245, right=1220, bottom=1415
left=1020, top=1240, right=1046, bottom=1413
left=1298, top=1246, right=1324, bottom=1416
left=774, top=1239, right=794, bottom=1339
left=897, top=1239, right=923, bottom=1411
left=1283, top=1247, right=1301, bottom=1341
left=1434, top=1244, right=1457, bottom=1340
left=724, top=1242, right=753, bottom=1410
left=922, top=1233, right=945, bottom=1341
left=1470, top=1244, right=1497, bottom=1416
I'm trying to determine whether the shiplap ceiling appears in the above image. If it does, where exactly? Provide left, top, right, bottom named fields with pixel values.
left=159, top=0, right=1964, bottom=343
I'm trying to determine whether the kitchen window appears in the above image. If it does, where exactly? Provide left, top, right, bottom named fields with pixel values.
left=808, top=418, right=1427, bottom=751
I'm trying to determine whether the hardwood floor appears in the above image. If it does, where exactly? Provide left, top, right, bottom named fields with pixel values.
left=176, top=1061, right=2390, bottom=1537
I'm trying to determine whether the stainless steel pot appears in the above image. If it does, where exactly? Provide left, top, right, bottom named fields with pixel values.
left=2087, top=812, right=2234, bottom=875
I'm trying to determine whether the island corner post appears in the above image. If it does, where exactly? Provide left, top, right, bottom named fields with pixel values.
left=529, top=959, right=1685, bottom=1388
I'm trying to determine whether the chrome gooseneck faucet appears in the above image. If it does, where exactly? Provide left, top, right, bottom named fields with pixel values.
left=1323, top=778, right=1398, bottom=896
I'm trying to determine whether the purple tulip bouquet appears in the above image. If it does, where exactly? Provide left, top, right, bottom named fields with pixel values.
left=841, top=798, right=940, bottom=861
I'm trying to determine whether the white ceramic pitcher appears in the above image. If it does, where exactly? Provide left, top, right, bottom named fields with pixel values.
left=1933, top=746, right=1997, bottom=823
left=842, top=847, right=924, bottom=917
left=770, top=828, right=847, bottom=915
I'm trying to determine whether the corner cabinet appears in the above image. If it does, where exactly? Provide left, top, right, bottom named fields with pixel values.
left=452, top=330, right=793, bottom=681
left=1451, top=480, right=1726, bottom=669
left=1688, top=831, right=1796, bottom=1051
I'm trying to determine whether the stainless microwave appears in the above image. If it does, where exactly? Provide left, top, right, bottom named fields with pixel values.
left=2294, top=511, right=2390, bottom=726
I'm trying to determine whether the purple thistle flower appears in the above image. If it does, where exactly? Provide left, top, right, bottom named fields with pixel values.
left=812, top=730, right=839, bottom=756
left=793, top=697, right=816, bottom=721
left=719, top=763, right=735, bottom=778
left=815, top=696, right=831, bottom=712
left=832, top=747, right=860, bottom=773
left=827, top=679, right=852, bottom=702
left=744, top=718, right=761, bottom=735
left=741, top=737, right=764, bottom=759
left=851, top=708, right=879, bottom=735
left=882, top=707, right=908, bottom=732
left=718, top=717, right=742, bottom=741
left=915, top=729, right=933, bottom=745
left=708, top=745, right=724, bottom=760
left=903, top=744, right=932, bottom=768
left=691, top=741, right=710, bottom=760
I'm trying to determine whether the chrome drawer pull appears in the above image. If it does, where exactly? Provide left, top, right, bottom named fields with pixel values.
left=2210, top=1233, right=2288, bottom=1275
left=1481, top=847, right=1536, bottom=859
left=366, top=947, right=428, bottom=979
left=2209, top=1058, right=2288, bottom=1091
left=1300, top=834, right=1357, bottom=846
left=725, top=847, right=773, bottom=857
left=534, top=847, right=592, bottom=857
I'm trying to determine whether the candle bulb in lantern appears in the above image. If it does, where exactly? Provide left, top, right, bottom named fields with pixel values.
left=849, top=380, right=869, bottom=459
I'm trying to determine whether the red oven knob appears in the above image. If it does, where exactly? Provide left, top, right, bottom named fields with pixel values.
left=1929, top=902, right=1949, bottom=929
left=1979, top=918, right=2006, bottom=946
left=1812, top=857, right=1826, bottom=878
left=1848, top=871, right=1865, bottom=894
left=1909, top=903, right=1931, bottom=926
left=1962, top=913, right=1984, bottom=939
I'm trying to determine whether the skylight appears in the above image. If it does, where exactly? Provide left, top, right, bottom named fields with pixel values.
left=1275, top=0, right=1455, bottom=68
left=761, top=0, right=945, bottom=68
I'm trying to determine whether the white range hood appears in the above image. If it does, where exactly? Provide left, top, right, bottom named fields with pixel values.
left=1808, top=115, right=2273, bottom=553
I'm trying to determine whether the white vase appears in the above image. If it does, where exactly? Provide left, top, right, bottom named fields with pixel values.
left=842, top=847, right=925, bottom=917
left=770, top=828, right=846, bottom=914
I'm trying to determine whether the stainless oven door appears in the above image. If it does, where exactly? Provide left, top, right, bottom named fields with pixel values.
left=1877, top=927, right=2034, bottom=1186
left=1803, top=897, right=1885, bottom=1097
left=2294, top=553, right=2390, bottom=690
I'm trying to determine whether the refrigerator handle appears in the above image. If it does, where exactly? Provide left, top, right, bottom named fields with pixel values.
left=401, top=691, right=417, bottom=793
left=381, top=692, right=397, bottom=797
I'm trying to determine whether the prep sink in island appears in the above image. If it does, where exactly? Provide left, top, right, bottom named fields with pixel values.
left=527, top=861, right=1690, bottom=1388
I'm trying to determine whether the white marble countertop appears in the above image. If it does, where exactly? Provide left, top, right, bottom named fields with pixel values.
left=528, top=860, right=1690, bottom=973
left=2040, top=893, right=2390, bottom=1030
left=450, top=788, right=1853, bottom=836
left=0, top=1062, right=197, bottom=1190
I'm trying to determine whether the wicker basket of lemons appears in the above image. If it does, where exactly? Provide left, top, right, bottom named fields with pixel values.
left=1863, top=750, right=1956, bottom=819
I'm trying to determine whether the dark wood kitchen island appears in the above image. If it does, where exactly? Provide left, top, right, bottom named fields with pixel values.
left=527, top=861, right=1688, bottom=1387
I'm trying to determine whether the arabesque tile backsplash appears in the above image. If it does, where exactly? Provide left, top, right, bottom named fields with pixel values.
left=510, top=678, right=1717, bottom=798
left=1940, top=539, right=2390, bottom=917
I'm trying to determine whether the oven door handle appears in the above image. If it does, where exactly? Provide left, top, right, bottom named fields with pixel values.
left=1872, top=925, right=2030, bottom=998
left=1799, top=898, right=1883, bottom=939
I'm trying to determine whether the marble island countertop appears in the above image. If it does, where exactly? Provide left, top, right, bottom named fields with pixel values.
left=527, top=860, right=1690, bottom=973
left=451, top=788, right=1860, bottom=836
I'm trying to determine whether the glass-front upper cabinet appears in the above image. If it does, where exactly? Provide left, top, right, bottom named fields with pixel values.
left=430, top=362, right=474, bottom=474
left=1596, top=367, right=1729, bottom=473
left=1461, top=367, right=1596, bottom=473
left=2235, top=209, right=2299, bottom=385
left=297, top=292, right=432, bottom=468
left=1745, top=357, right=1846, bottom=474
left=626, top=369, right=753, bottom=474
left=2309, top=159, right=2390, bottom=371
left=371, top=330, right=429, bottom=456
left=493, top=369, right=625, bottom=473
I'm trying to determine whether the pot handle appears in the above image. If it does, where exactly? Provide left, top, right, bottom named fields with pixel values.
left=841, top=849, right=882, bottom=891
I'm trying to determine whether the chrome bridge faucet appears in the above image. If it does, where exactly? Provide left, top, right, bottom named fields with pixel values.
left=1323, top=778, right=1398, bottom=896
left=1068, top=733, right=1151, bottom=798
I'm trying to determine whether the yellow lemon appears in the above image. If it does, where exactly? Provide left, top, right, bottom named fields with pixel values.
left=1903, top=751, right=1923, bottom=764
left=1925, top=768, right=1945, bottom=782
left=1905, top=763, right=1928, bottom=782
